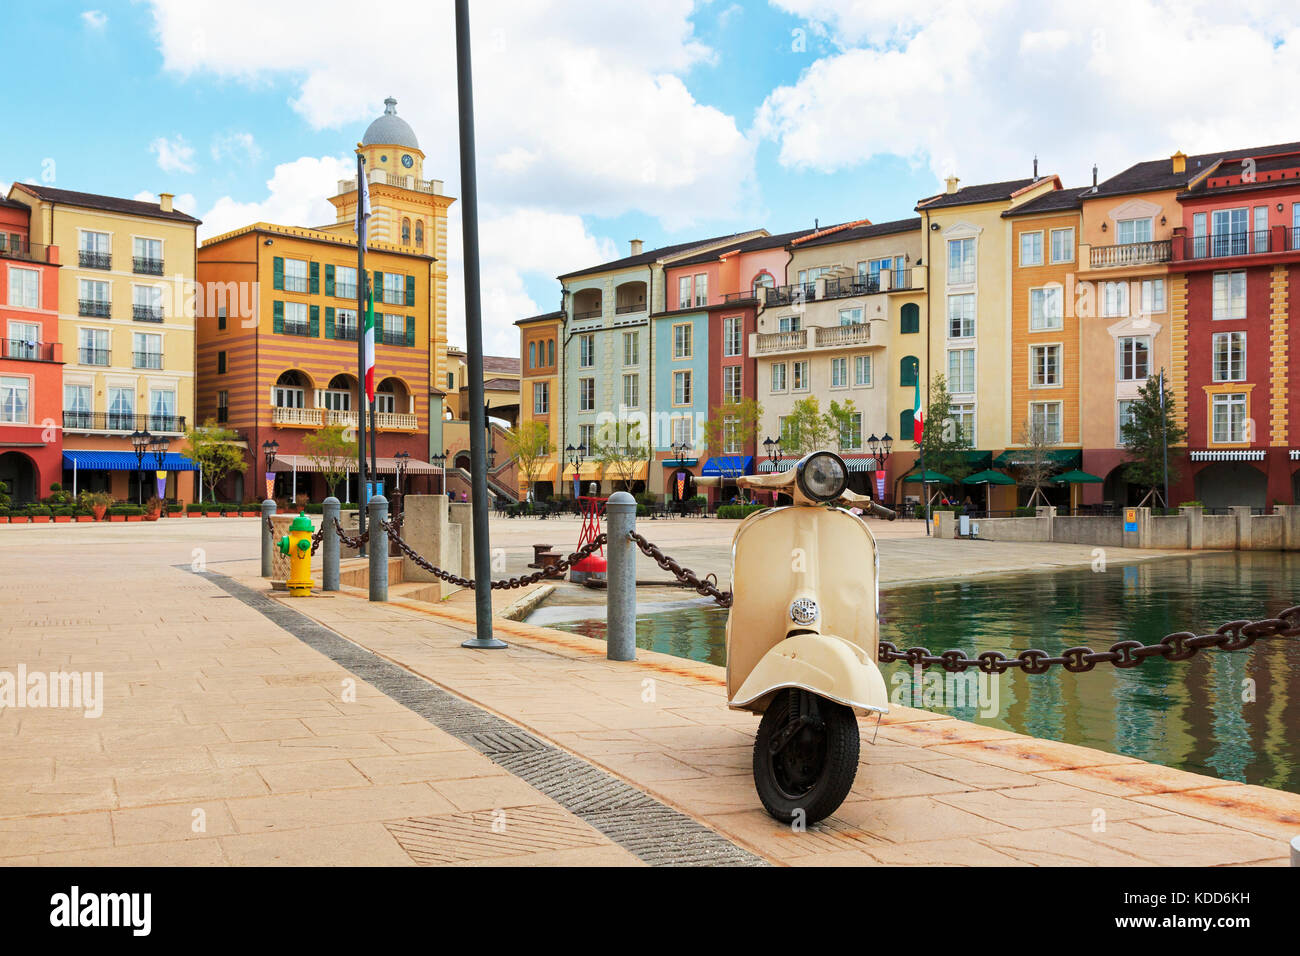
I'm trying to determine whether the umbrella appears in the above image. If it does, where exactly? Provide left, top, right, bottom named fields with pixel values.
left=1052, top=469, right=1103, bottom=513
left=961, top=468, right=1014, bottom=515
left=901, top=470, right=953, bottom=483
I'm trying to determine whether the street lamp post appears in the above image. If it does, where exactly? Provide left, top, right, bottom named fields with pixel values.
left=130, top=429, right=151, bottom=505
left=262, top=439, right=279, bottom=501
left=867, top=432, right=893, bottom=502
left=762, top=435, right=784, bottom=469
left=430, top=448, right=448, bottom=495
left=484, top=403, right=496, bottom=469
left=148, top=435, right=169, bottom=508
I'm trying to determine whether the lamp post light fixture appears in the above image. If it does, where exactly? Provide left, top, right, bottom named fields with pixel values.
left=393, top=450, right=410, bottom=493
left=484, top=403, right=497, bottom=469
left=430, top=448, right=449, bottom=495
left=148, top=435, right=170, bottom=508
left=762, top=435, right=784, bottom=468
left=262, top=439, right=279, bottom=500
left=130, top=429, right=151, bottom=505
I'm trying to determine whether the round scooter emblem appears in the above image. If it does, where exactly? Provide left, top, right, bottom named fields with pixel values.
left=789, top=598, right=819, bottom=626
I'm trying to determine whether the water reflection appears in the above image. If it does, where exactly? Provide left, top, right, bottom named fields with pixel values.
left=541, top=552, right=1300, bottom=791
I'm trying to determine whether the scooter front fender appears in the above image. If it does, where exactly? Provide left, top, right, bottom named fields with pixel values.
left=729, top=633, right=891, bottom=717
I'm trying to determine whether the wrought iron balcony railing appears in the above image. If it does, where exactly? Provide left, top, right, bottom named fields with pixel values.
left=133, top=305, right=164, bottom=322
left=78, top=347, right=110, bottom=366
left=63, top=411, right=187, bottom=433
left=133, top=351, right=163, bottom=370
left=1, top=339, right=56, bottom=361
left=79, top=299, right=111, bottom=318
left=79, top=250, right=111, bottom=270
left=133, top=257, right=164, bottom=275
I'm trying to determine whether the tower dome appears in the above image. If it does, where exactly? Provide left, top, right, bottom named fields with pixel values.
left=362, top=97, right=419, bottom=150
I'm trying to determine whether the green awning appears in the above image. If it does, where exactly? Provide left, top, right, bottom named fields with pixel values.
left=957, top=450, right=993, bottom=469
left=1053, top=469, right=1103, bottom=484
left=902, top=470, right=954, bottom=483
left=962, top=468, right=1015, bottom=485
left=992, top=448, right=1082, bottom=469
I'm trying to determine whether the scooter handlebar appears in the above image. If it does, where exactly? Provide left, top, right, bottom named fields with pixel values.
left=867, top=500, right=897, bottom=521
left=694, top=477, right=721, bottom=488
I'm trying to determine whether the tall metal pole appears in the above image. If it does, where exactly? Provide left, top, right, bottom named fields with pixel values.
left=456, top=0, right=505, bottom=649
left=355, top=151, right=368, bottom=556
left=1160, top=367, right=1170, bottom=510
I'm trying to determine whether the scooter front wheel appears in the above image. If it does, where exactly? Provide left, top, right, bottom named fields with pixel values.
left=752, top=689, right=859, bottom=824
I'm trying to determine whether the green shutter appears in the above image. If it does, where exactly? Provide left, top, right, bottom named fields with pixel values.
left=309, top=261, right=320, bottom=294
left=374, top=271, right=383, bottom=302
left=900, top=355, right=919, bottom=387
left=325, top=307, right=335, bottom=339
left=900, top=409, right=914, bottom=441
left=405, top=315, right=415, bottom=347
left=325, top=264, right=335, bottom=297
left=405, top=274, right=415, bottom=307
left=272, top=256, right=284, bottom=291
left=272, top=300, right=284, bottom=334
left=309, top=304, right=320, bottom=338
left=900, top=302, right=920, bottom=335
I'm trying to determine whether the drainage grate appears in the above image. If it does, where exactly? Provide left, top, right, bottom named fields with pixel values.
left=203, top=571, right=767, bottom=867
left=385, top=805, right=608, bottom=865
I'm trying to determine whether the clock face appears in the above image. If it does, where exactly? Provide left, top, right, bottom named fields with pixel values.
left=401, top=154, right=414, bottom=168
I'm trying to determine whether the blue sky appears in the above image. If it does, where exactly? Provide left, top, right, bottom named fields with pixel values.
left=5, top=1, right=1298, bottom=353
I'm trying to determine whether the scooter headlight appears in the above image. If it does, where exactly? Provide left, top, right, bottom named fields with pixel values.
left=797, top=451, right=848, bottom=502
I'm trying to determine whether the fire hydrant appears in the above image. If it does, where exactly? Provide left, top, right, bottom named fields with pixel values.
left=277, top=513, right=315, bottom=597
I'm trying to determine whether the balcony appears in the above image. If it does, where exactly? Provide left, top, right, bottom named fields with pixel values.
left=336, top=172, right=445, bottom=196
left=615, top=304, right=645, bottom=314
left=754, top=329, right=807, bottom=354
left=574, top=308, right=602, bottom=320
left=1089, top=240, right=1172, bottom=269
left=379, top=329, right=407, bottom=346
left=1, top=339, right=58, bottom=362
left=1181, top=230, right=1289, bottom=261
left=78, top=347, right=110, bottom=366
left=63, top=411, right=187, bottom=434
left=0, top=238, right=53, bottom=264
left=721, top=291, right=759, bottom=304
left=766, top=282, right=816, bottom=306
left=823, top=274, right=879, bottom=298
left=752, top=322, right=875, bottom=356
left=79, top=250, right=111, bottom=270
left=272, top=406, right=324, bottom=427
left=133, top=351, right=163, bottom=370
left=373, top=411, right=418, bottom=431
left=814, top=323, right=872, bottom=348
left=79, top=299, right=111, bottom=318
left=133, top=256, right=164, bottom=275
left=133, top=305, right=164, bottom=323
left=282, top=320, right=312, bottom=337
left=334, top=324, right=359, bottom=341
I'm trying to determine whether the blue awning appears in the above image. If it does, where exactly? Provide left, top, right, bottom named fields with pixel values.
left=661, top=458, right=698, bottom=468
left=701, top=455, right=753, bottom=476
left=63, top=450, right=200, bottom=472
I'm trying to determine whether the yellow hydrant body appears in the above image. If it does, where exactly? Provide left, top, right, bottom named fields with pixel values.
left=277, top=513, right=315, bottom=597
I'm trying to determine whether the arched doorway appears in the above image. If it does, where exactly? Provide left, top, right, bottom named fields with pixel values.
left=1195, top=462, right=1267, bottom=509
left=1103, top=464, right=1141, bottom=507
left=0, top=451, right=37, bottom=505
left=454, top=453, right=470, bottom=472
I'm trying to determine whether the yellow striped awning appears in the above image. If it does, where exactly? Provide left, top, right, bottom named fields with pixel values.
left=562, top=462, right=603, bottom=480
left=529, top=462, right=557, bottom=482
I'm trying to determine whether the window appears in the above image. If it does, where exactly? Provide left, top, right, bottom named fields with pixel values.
left=771, top=363, right=787, bottom=392
left=65, top=384, right=91, bottom=428
left=1117, top=217, right=1153, bottom=245
left=217, top=307, right=227, bottom=330
left=1213, top=332, right=1246, bottom=382
left=797, top=266, right=829, bottom=285
left=529, top=342, right=536, bottom=368
left=133, top=332, right=162, bottom=370
left=275, top=381, right=304, bottom=408
left=335, top=308, right=358, bottom=339
left=321, top=389, right=350, bottom=412
left=752, top=272, right=775, bottom=297
left=1211, top=207, right=1248, bottom=256
left=8, top=267, right=39, bottom=308
left=1212, top=393, right=1248, bottom=443
left=678, top=276, right=691, bottom=310
left=382, top=312, right=403, bottom=342
left=855, top=355, right=872, bottom=386
left=401, top=218, right=411, bottom=244
left=0, top=376, right=28, bottom=424
left=622, top=373, right=639, bottom=409
left=723, top=365, right=741, bottom=403
left=7, top=320, right=38, bottom=359
left=948, top=349, right=975, bottom=393
left=951, top=404, right=976, bottom=445
left=415, top=221, right=424, bottom=247
left=948, top=294, right=975, bottom=338
left=1102, top=281, right=1129, bottom=318
left=1019, top=231, right=1043, bottom=266
left=579, top=334, right=595, bottom=368
left=283, top=258, right=308, bottom=293
left=779, top=415, right=796, bottom=447
left=133, top=237, right=162, bottom=274
left=217, top=350, right=227, bottom=374
left=1030, top=402, right=1062, bottom=443
left=334, top=265, right=358, bottom=299
left=838, top=307, right=863, bottom=326
left=79, top=328, right=109, bottom=366
left=1212, top=271, right=1246, bottom=319
left=133, top=284, right=163, bottom=321
left=673, top=323, right=692, bottom=359
left=778, top=315, right=801, bottom=333
left=831, top=357, right=848, bottom=388
left=1117, top=399, right=1138, bottom=445
left=284, top=301, right=309, bottom=335
left=723, top=316, right=742, bottom=357
left=1031, top=344, right=1060, bottom=386
left=547, top=339, right=554, bottom=366
left=79, top=230, right=110, bottom=269
left=792, top=360, right=809, bottom=391
left=533, top=381, right=549, bottom=414
left=947, top=237, right=975, bottom=284
left=579, top=423, right=595, bottom=452
left=1140, top=279, right=1166, bottom=314
left=1029, top=286, right=1063, bottom=331
left=900, top=355, right=919, bottom=387
left=900, top=303, right=920, bottom=334
left=840, top=412, right=863, bottom=450
left=723, top=417, right=741, bottom=455
left=107, top=386, right=134, bottom=429
left=149, top=388, right=175, bottom=429
left=1119, top=336, right=1150, bottom=381
left=622, top=331, right=639, bottom=366
left=694, top=274, right=708, bottom=306
left=671, top=416, right=693, bottom=449
left=216, top=390, right=228, bottom=423
left=1050, top=228, right=1075, bottom=264
left=78, top=278, right=110, bottom=317
left=1254, top=205, right=1268, bottom=250
left=579, top=377, right=595, bottom=411
left=382, top=272, right=405, bottom=305
left=375, top=391, right=395, bottom=415
left=673, top=369, right=692, bottom=405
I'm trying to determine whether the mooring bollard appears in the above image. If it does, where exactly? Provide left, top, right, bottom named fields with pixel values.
left=368, top=494, right=388, bottom=602
left=605, top=491, right=636, bottom=661
left=322, top=496, right=340, bottom=592
left=260, top=498, right=276, bottom=578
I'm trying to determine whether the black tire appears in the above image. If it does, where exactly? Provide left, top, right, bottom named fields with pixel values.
left=752, top=690, right=859, bottom=824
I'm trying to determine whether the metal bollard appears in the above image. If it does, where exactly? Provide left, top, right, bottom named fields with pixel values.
left=260, top=498, right=276, bottom=578
left=322, top=497, right=340, bottom=592
left=368, top=494, right=388, bottom=602
left=605, top=491, right=636, bottom=661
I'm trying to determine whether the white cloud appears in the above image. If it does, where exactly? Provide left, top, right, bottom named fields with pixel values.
left=197, top=155, right=353, bottom=239
left=760, top=0, right=1300, bottom=189
left=80, top=10, right=107, bottom=30
left=149, top=134, right=196, bottom=174
left=210, top=131, right=262, bottom=164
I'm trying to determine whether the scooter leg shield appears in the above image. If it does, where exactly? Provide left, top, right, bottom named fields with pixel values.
left=730, top=633, right=891, bottom=716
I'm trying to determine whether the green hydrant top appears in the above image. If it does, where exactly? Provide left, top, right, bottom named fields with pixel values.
left=290, top=513, right=314, bottom=533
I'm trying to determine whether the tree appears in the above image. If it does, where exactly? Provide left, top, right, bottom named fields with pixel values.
left=702, top=397, right=762, bottom=496
left=913, top=373, right=973, bottom=485
left=186, top=419, right=248, bottom=502
left=1014, top=418, right=1059, bottom=507
left=1121, top=373, right=1187, bottom=507
left=504, top=421, right=554, bottom=495
left=593, top=436, right=650, bottom=491
left=782, top=396, right=834, bottom=454
left=825, top=398, right=860, bottom=453
left=303, top=424, right=357, bottom=499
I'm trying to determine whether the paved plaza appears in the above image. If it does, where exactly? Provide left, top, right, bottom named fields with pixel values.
left=0, top=517, right=1296, bottom=866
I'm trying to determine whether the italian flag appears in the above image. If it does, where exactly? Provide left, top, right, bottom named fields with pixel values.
left=363, top=288, right=376, bottom=403
left=912, top=377, right=924, bottom=444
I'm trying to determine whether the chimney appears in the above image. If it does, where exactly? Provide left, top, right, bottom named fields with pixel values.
left=1033, top=155, right=1038, bottom=178
left=159, top=192, right=174, bottom=213
left=1171, top=151, right=1187, bottom=175
left=1092, top=164, right=1098, bottom=187
left=629, top=238, right=643, bottom=256
left=944, top=175, right=960, bottom=195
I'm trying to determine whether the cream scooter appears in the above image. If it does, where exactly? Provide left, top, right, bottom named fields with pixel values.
left=697, top=451, right=895, bottom=823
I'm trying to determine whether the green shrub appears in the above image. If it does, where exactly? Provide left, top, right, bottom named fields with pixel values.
left=635, top=504, right=650, bottom=518
left=26, top=503, right=52, bottom=517
left=108, top=504, right=144, bottom=516
left=186, top=502, right=205, bottom=513
left=303, top=503, right=324, bottom=514
left=166, top=503, right=183, bottom=513
left=1013, top=506, right=1036, bottom=517
left=717, top=504, right=766, bottom=519
left=340, top=502, right=359, bottom=511
left=1178, top=500, right=1204, bottom=509
left=634, top=492, right=658, bottom=508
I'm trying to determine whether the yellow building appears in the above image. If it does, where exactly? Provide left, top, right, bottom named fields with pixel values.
left=514, top=311, right=563, bottom=497
left=317, top=97, right=453, bottom=455
left=11, top=185, right=201, bottom=503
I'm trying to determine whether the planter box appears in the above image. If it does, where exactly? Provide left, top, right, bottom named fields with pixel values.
left=109, top=515, right=125, bottom=522
left=53, top=516, right=72, bottom=523
left=240, top=511, right=258, bottom=517
left=76, top=515, right=94, bottom=522
left=9, top=516, right=27, bottom=524
left=186, top=511, right=201, bottom=517
left=0, top=517, right=8, bottom=524
left=30, top=516, right=51, bottom=523
left=126, top=515, right=143, bottom=522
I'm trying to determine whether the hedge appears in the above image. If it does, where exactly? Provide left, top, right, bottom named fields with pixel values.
left=716, top=504, right=767, bottom=520
left=108, top=504, right=144, bottom=516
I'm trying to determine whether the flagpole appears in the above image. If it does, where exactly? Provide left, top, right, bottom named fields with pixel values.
left=456, top=0, right=505, bottom=648
left=355, top=149, right=368, bottom=555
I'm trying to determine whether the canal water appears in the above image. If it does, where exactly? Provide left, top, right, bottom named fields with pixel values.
left=533, top=552, right=1300, bottom=791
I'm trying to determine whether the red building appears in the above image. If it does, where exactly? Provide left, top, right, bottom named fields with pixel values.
left=1170, top=146, right=1300, bottom=508
left=0, top=198, right=62, bottom=505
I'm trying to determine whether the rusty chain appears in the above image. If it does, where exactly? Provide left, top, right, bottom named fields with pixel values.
left=628, top=530, right=734, bottom=608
